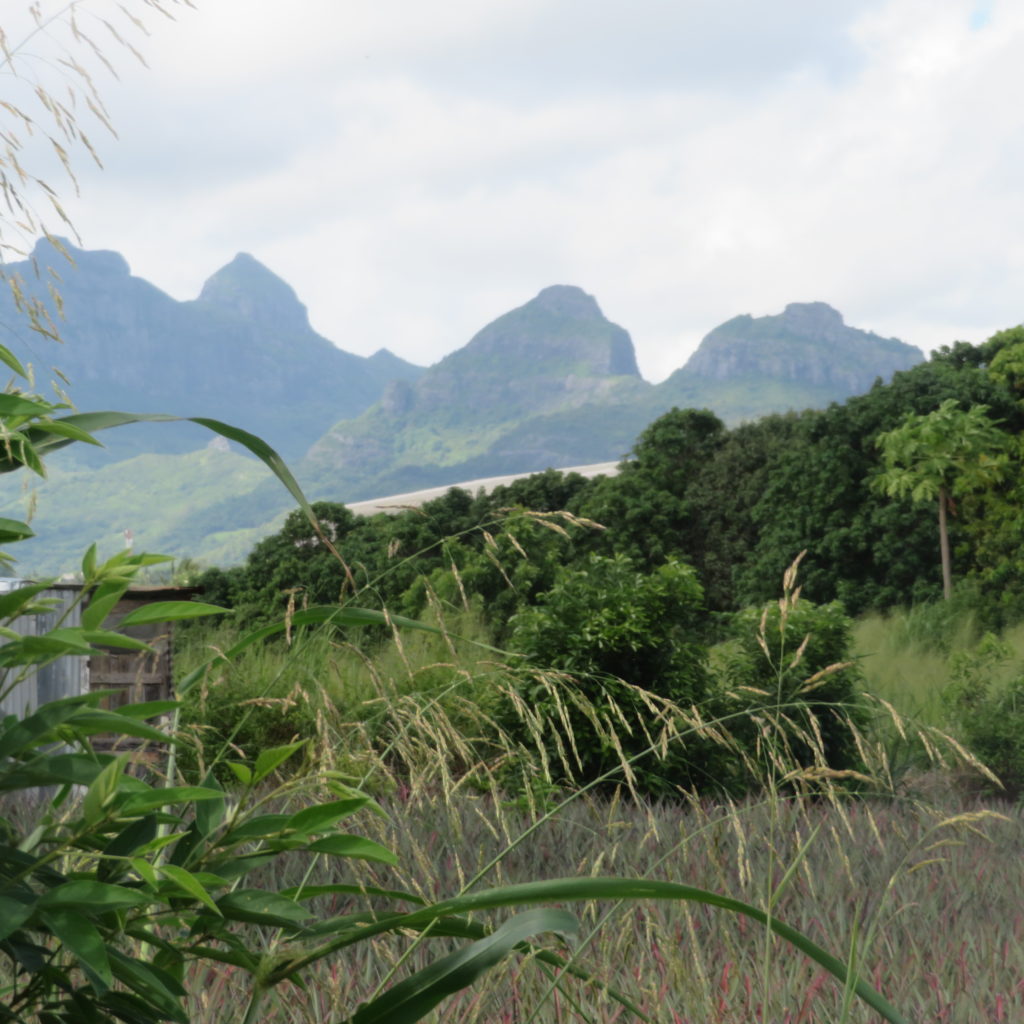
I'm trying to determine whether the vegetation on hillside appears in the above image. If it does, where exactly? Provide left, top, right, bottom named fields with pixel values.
left=3, top=4, right=1023, bottom=1022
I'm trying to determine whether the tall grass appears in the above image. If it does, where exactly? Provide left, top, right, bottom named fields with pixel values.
left=164, top=554, right=1020, bottom=1023
left=853, top=599, right=1024, bottom=725
left=181, top=789, right=1023, bottom=1023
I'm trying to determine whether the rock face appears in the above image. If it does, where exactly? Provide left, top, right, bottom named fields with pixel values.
left=197, top=252, right=313, bottom=334
left=302, top=285, right=646, bottom=493
left=679, top=301, right=922, bottom=395
left=0, top=239, right=423, bottom=461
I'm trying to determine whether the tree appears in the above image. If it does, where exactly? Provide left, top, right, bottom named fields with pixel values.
left=873, top=399, right=1009, bottom=599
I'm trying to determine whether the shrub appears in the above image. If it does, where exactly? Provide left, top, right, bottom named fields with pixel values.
left=498, top=554, right=721, bottom=795
left=944, top=633, right=1024, bottom=797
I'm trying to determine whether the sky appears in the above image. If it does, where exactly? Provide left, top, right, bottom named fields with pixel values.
left=5, top=0, right=1023, bottom=382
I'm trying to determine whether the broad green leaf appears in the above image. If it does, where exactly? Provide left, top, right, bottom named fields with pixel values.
left=0, top=342, right=28, bottom=377
left=0, top=752, right=110, bottom=791
left=0, top=631, right=93, bottom=666
left=0, top=517, right=33, bottom=545
left=82, top=542, right=98, bottom=580
left=194, top=770, right=225, bottom=838
left=220, top=814, right=292, bottom=843
left=158, top=865, right=222, bottom=915
left=39, top=880, right=147, bottom=912
left=130, top=857, right=160, bottom=889
left=81, top=579, right=130, bottom=630
left=185, top=945, right=260, bottom=973
left=57, top=710, right=173, bottom=746
left=108, top=949, right=188, bottom=1023
left=0, top=894, right=35, bottom=942
left=81, top=629, right=153, bottom=652
left=83, top=755, right=128, bottom=825
left=113, top=699, right=178, bottom=720
left=349, top=909, right=578, bottom=1024
left=204, top=853, right=278, bottom=881
left=226, top=761, right=252, bottom=786
left=216, top=889, right=311, bottom=929
left=120, top=786, right=225, bottom=816
left=286, top=797, right=373, bottom=836
left=116, top=601, right=227, bottom=627
left=0, top=579, right=56, bottom=619
left=307, top=834, right=398, bottom=865
left=281, top=883, right=425, bottom=906
left=41, top=908, right=112, bottom=992
left=28, top=418, right=102, bottom=446
left=99, top=815, right=158, bottom=878
left=253, top=741, right=307, bottom=783
left=0, top=697, right=95, bottom=759
left=0, top=393, right=54, bottom=417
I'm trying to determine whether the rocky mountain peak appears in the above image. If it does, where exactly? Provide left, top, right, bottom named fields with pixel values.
left=678, top=301, right=923, bottom=393
left=30, top=236, right=130, bottom=279
left=781, top=301, right=846, bottom=341
left=198, top=253, right=311, bottom=333
left=532, top=284, right=604, bottom=320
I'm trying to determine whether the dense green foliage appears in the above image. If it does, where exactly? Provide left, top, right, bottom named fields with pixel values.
left=501, top=555, right=714, bottom=794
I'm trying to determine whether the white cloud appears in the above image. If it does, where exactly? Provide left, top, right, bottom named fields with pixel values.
left=13, top=0, right=1023, bottom=386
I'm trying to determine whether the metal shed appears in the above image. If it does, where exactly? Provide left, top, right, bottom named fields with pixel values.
left=0, top=582, right=199, bottom=755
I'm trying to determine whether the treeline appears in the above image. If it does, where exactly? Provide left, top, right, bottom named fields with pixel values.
left=181, top=326, right=1024, bottom=797
left=199, top=325, right=1024, bottom=634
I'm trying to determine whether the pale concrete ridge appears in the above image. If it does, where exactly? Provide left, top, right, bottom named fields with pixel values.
left=344, top=462, right=621, bottom=517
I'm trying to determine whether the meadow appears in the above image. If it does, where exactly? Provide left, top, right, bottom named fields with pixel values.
left=161, top=593, right=1024, bottom=1024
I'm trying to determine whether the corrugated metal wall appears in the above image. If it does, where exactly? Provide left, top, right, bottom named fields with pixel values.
left=0, top=583, right=87, bottom=720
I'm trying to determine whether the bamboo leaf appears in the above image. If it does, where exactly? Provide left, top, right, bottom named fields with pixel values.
left=116, top=600, right=227, bottom=627
left=253, top=740, right=307, bottom=783
left=307, top=834, right=398, bottom=865
left=41, top=908, right=112, bottom=991
left=0, top=516, right=33, bottom=545
left=158, top=865, right=222, bottom=916
left=348, top=908, right=578, bottom=1024
left=216, top=889, right=311, bottom=929
left=285, top=798, right=374, bottom=837
left=119, top=786, right=225, bottom=816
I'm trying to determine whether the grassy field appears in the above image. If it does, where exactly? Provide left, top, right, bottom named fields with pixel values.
left=159, top=598, right=1024, bottom=1023
left=180, top=788, right=1023, bottom=1023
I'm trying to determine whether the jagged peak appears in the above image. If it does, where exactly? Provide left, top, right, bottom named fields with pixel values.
left=198, top=253, right=310, bottom=331
left=30, top=236, right=130, bottom=278
left=531, top=284, right=603, bottom=319
left=781, top=301, right=845, bottom=335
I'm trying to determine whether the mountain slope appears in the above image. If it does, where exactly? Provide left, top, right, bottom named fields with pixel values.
left=657, top=301, right=922, bottom=416
left=0, top=239, right=423, bottom=463
left=302, top=285, right=648, bottom=496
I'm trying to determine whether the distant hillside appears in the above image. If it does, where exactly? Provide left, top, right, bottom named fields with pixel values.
left=301, top=285, right=648, bottom=496
left=299, top=297, right=924, bottom=504
left=0, top=242, right=928, bottom=574
left=0, top=239, right=423, bottom=463
left=658, top=301, right=922, bottom=414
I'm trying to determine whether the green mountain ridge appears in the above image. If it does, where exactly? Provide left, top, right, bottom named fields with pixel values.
left=0, top=239, right=423, bottom=464
left=0, top=242, right=926, bottom=575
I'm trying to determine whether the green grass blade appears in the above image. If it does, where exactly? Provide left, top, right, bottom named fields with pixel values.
left=347, top=908, right=578, bottom=1024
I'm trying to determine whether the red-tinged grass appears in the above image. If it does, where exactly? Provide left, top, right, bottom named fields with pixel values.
left=182, top=788, right=1023, bottom=1023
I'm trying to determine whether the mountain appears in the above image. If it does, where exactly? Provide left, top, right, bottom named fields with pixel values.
left=656, top=301, right=922, bottom=418
left=0, top=242, right=927, bottom=575
left=0, top=239, right=423, bottom=463
left=301, top=285, right=649, bottom=496
left=299, top=296, right=924, bottom=503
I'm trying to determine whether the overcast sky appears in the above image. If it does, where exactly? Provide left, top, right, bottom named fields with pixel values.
left=6, top=0, right=1023, bottom=382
